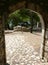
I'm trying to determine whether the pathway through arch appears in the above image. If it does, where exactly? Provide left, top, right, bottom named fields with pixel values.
left=5, top=31, right=44, bottom=65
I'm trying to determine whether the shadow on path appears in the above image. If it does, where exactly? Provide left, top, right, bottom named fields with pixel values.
left=6, top=63, right=10, bottom=65
left=32, top=32, right=41, bottom=36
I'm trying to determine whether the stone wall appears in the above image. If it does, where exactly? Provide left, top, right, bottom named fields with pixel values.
left=0, top=16, right=6, bottom=65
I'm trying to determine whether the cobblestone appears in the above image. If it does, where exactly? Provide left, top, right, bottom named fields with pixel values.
left=5, top=31, right=48, bottom=65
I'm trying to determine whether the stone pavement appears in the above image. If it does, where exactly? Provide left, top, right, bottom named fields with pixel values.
left=5, top=31, right=48, bottom=65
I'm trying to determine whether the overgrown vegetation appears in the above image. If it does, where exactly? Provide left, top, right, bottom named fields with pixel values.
left=5, top=8, right=40, bottom=31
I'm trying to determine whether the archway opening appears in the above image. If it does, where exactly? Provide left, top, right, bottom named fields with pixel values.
left=4, top=8, right=45, bottom=65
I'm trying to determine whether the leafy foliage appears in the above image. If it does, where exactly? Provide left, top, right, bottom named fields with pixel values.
left=5, top=8, right=40, bottom=30
left=31, top=12, right=40, bottom=22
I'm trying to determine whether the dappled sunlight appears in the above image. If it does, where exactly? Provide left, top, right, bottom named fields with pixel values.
left=5, top=31, right=42, bottom=65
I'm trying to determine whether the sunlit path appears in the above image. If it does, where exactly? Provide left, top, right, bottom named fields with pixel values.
left=5, top=31, right=46, bottom=65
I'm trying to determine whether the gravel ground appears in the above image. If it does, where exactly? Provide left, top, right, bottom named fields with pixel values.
left=5, top=31, right=48, bottom=65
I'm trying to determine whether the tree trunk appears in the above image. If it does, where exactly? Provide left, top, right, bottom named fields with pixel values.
left=30, top=22, right=33, bottom=33
left=30, top=16, right=34, bottom=33
left=37, top=22, right=39, bottom=28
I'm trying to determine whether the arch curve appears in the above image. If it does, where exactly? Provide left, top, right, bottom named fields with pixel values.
left=35, top=11, right=45, bottom=59
left=10, top=8, right=45, bottom=59
left=27, top=9, right=45, bottom=59
left=12, top=8, right=45, bottom=59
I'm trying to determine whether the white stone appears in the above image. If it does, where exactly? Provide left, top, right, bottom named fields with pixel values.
left=27, top=64, right=30, bottom=65
left=20, top=63, right=24, bottom=65
left=15, top=64, right=19, bottom=65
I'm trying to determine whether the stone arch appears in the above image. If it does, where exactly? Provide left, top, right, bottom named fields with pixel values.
left=33, top=11, right=45, bottom=59
left=9, top=8, right=45, bottom=59
left=27, top=10, right=45, bottom=59
left=0, top=1, right=47, bottom=65
left=7, top=2, right=46, bottom=61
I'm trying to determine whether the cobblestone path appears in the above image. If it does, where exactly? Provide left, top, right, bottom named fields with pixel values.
left=5, top=31, right=48, bottom=65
